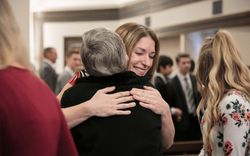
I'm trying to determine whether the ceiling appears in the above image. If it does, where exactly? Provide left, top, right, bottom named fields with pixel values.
left=31, top=0, right=145, bottom=12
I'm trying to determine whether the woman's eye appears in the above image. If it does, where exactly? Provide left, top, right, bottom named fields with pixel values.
left=149, top=53, right=156, bottom=59
left=135, top=51, right=143, bottom=55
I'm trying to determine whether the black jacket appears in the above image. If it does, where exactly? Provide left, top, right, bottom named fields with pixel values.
left=61, top=71, right=164, bottom=156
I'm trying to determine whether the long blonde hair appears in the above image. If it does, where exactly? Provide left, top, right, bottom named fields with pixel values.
left=0, top=0, right=30, bottom=69
left=196, top=30, right=250, bottom=152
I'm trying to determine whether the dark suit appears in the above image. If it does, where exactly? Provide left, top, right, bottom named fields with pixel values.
left=166, top=74, right=201, bottom=141
left=39, top=61, right=57, bottom=93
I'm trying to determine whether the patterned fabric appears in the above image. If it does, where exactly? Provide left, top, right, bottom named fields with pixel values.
left=68, top=69, right=88, bottom=85
left=199, top=90, right=250, bottom=156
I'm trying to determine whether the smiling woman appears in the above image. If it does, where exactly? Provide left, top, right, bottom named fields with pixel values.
left=116, top=23, right=174, bottom=150
left=128, top=36, right=156, bottom=76
left=115, top=22, right=160, bottom=77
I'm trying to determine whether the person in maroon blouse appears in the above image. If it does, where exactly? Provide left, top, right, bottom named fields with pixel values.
left=0, top=0, right=78, bottom=155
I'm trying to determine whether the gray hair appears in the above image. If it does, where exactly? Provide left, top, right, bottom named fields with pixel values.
left=80, top=28, right=127, bottom=77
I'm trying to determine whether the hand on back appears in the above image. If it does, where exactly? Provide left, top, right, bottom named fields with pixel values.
left=130, top=86, right=170, bottom=116
left=88, top=86, right=136, bottom=117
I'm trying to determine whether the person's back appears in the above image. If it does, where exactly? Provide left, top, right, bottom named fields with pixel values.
left=0, top=66, right=77, bottom=156
left=61, top=71, right=163, bottom=156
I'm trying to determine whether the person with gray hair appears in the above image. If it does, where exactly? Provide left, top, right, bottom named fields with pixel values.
left=61, top=28, right=163, bottom=156
left=80, top=28, right=127, bottom=76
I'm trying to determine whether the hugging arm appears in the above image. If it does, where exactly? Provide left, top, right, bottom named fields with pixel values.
left=61, top=86, right=136, bottom=128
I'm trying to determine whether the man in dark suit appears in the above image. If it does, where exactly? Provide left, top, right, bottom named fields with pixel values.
left=154, top=55, right=173, bottom=92
left=39, top=47, right=58, bottom=93
left=166, top=53, right=201, bottom=141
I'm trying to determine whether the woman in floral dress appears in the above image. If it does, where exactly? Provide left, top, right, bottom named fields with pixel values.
left=196, top=31, right=250, bottom=156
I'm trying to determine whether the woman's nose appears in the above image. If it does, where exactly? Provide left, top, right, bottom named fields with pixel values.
left=141, top=55, right=151, bottom=67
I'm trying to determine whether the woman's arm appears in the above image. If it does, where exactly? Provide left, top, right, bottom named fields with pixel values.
left=62, top=86, right=136, bottom=128
left=130, top=86, right=175, bottom=149
left=57, top=82, right=73, bottom=101
left=57, top=71, right=85, bottom=101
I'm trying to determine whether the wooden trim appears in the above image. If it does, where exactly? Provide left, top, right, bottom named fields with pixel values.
left=34, top=9, right=119, bottom=22
left=164, top=140, right=203, bottom=155
left=120, top=0, right=200, bottom=19
left=155, top=11, right=250, bottom=38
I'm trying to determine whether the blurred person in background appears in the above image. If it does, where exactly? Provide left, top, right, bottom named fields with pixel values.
left=39, top=47, right=58, bottom=93
left=153, top=55, right=183, bottom=120
left=0, top=0, right=77, bottom=155
left=56, top=50, right=81, bottom=94
left=166, top=53, right=201, bottom=141
left=154, top=55, right=173, bottom=88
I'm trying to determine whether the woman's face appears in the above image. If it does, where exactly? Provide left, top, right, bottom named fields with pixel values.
left=128, top=36, right=156, bottom=76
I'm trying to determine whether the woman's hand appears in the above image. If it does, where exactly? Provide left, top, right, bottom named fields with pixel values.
left=87, top=86, right=136, bottom=117
left=130, top=86, right=175, bottom=149
left=63, top=86, right=136, bottom=128
left=130, top=86, right=168, bottom=115
left=57, top=71, right=83, bottom=101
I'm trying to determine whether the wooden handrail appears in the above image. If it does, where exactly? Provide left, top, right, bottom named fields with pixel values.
left=164, top=140, right=203, bottom=155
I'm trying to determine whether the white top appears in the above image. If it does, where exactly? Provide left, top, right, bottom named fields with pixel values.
left=199, top=90, right=250, bottom=156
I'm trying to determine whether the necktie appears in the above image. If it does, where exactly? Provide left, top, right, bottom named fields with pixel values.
left=165, top=77, right=169, bottom=83
left=184, top=76, right=195, bottom=114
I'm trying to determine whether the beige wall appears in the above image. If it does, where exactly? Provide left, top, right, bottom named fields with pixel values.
left=159, top=36, right=180, bottom=60
left=120, top=0, right=250, bottom=30
left=224, top=0, right=250, bottom=15
left=158, top=36, right=181, bottom=76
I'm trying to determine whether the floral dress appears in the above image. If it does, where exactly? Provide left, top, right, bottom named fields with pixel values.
left=199, top=90, right=250, bottom=156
